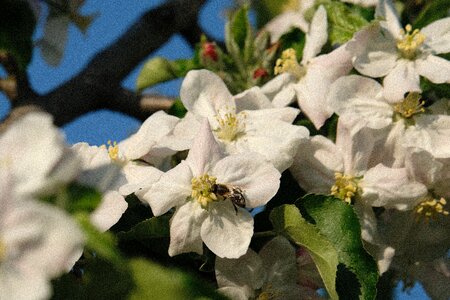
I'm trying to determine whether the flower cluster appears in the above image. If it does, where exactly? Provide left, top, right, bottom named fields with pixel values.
left=2, top=0, right=449, bottom=299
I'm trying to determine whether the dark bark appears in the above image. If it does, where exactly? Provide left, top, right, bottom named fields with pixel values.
left=7, top=0, right=206, bottom=126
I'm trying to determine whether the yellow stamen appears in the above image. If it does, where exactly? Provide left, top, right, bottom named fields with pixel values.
left=191, top=174, right=218, bottom=208
left=214, top=110, right=246, bottom=142
left=396, top=24, right=426, bottom=59
left=415, top=196, right=449, bottom=223
left=107, top=140, right=119, bottom=161
left=393, top=92, right=425, bottom=119
left=331, top=173, right=358, bottom=204
left=274, top=48, right=306, bottom=79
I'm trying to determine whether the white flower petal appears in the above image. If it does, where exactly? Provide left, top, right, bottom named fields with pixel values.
left=234, top=87, right=273, bottom=111
left=383, top=60, right=421, bottom=101
left=290, top=136, right=343, bottom=193
left=215, top=249, right=264, bottom=297
left=186, top=119, right=223, bottom=176
left=263, top=11, right=308, bottom=42
left=335, top=120, right=378, bottom=175
left=404, top=147, right=443, bottom=187
left=141, top=161, right=192, bottom=216
left=328, top=75, right=393, bottom=129
left=0, top=112, right=78, bottom=197
left=159, top=112, right=200, bottom=152
left=119, top=162, right=163, bottom=195
left=259, top=236, right=297, bottom=287
left=416, top=55, right=450, bottom=84
left=168, top=201, right=207, bottom=256
left=201, top=201, right=253, bottom=258
left=375, top=0, right=402, bottom=38
left=302, top=5, right=328, bottom=64
left=298, top=46, right=353, bottom=129
left=119, top=111, right=179, bottom=160
left=361, top=164, right=427, bottom=210
left=403, top=115, right=450, bottom=158
left=212, top=153, right=281, bottom=208
left=180, top=70, right=234, bottom=119
left=421, top=17, right=450, bottom=54
left=236, top=117, right=307, bottom=172
left=347, top=24, right=398, bottom=78
left=90, top=191, right=128, bottom=232
left=261, top=73, right=297, bottom=103
left=272, top=83, right=297, bottom=108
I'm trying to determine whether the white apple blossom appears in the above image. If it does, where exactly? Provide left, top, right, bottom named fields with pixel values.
left=347, top=0, right=450, bottom=100
left=290, top=120, right=427, bottom=210
left=164, top=69, right=308, bottom=172
left=139, top=120, right=281, bottom=258
left=262, top=6, right=353, bottom=129
left=0, top=112, right=80, bottom=198
left=71, top=112, right=179, bottom=230
left=402, top=114, right=450, bottom=160
left=0, top=168, right=85, bottom=300
left=215, top=236, right=306, bottom=300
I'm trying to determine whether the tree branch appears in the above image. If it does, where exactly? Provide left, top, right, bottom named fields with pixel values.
left=9, top=0, right=205, bottom=126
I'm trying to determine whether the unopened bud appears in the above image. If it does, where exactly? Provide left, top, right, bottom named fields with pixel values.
left=202, top=42, right=218, bottom=62
left=253, top=67, right=268, bottom=79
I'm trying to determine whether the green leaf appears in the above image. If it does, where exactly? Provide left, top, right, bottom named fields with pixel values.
left=413, top=0, right=450, bottom=29
left=299, top=194, right=379, bottom=300
left=117, top=215, right=170, bottom=242
left=128, top=258, right=227, bottom=300
left=270, top=204, right=339, bottom=300
left=136, top=57, right=197, bottom=91
left=317, top=0, right=369, bottom=45
left=0, top=0, right=36, bottom=70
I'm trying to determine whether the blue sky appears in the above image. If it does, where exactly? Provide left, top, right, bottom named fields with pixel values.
left=0, top=1, right=431, bottom=299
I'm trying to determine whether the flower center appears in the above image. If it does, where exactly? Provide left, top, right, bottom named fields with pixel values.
left=414, top=196, right=449, bottom=223
left=105, top=140, right=127, bottom=165
left=396, top=24, right=425, bottom=59
left=331, top=173, right=359, bottom=204
left=392, top=92, right=425, bottom=119
left=214, top=111, right=247, bottom=142
left=274, top=48, right=306, bottom=79
left=107, top=140, right=120, bottom=160
left=191, top=174, right=219, bottom=208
